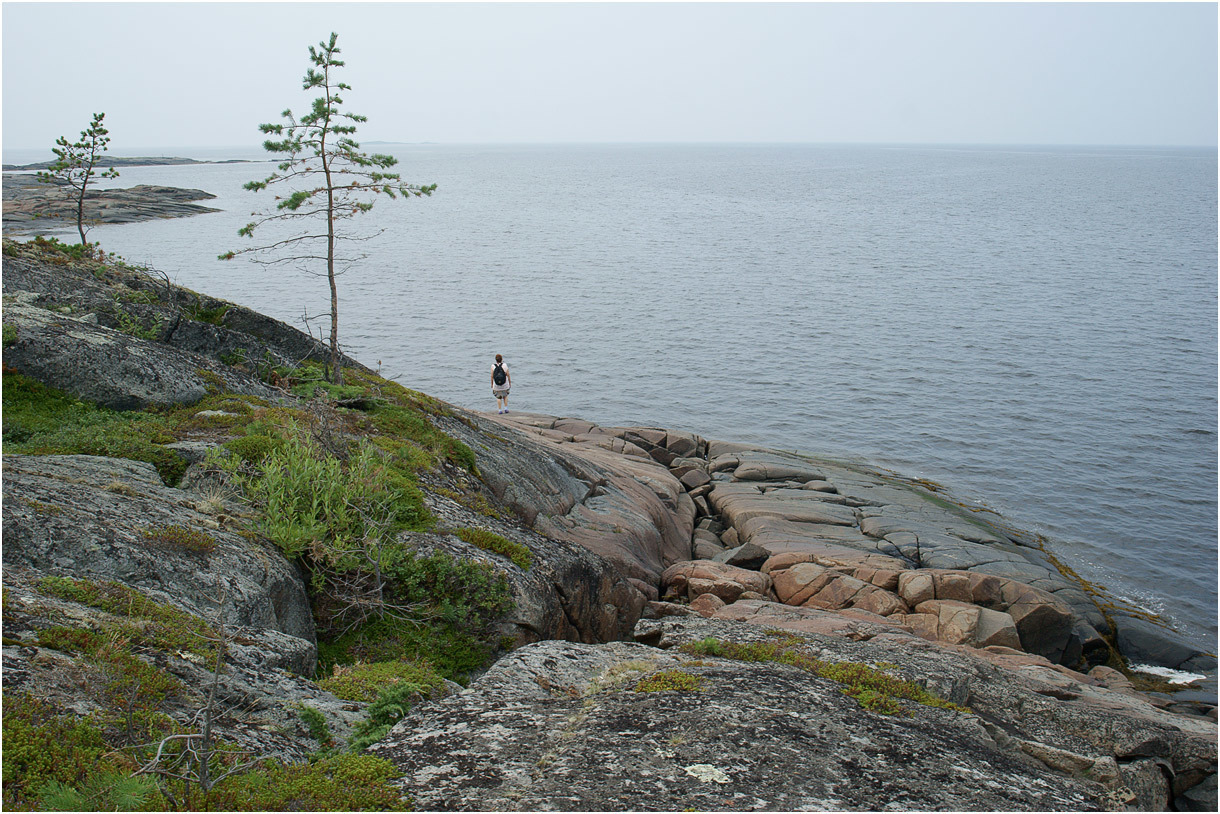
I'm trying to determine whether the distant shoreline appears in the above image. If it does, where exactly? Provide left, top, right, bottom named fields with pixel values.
left=1, top=156, right=253, bottom=172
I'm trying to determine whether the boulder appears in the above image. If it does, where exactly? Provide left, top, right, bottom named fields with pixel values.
left=770, top=562, right=908, bottom=617
left=711, top=542, right=770, bottom=570
left=662, top=561, right=772, bottom=603
left=689, top=592, right=726, bottom=618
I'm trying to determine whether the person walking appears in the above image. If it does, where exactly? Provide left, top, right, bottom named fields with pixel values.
left=491, top=353, right=511, bottom=414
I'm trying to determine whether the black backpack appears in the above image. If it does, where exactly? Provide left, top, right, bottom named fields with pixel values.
left=493, top=363, right=507, bottom=386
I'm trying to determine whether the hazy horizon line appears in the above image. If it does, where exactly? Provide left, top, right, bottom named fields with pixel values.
left=4, top=139, right=1216, bottom=157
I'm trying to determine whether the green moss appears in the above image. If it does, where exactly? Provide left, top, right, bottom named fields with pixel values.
left=3, top=323, right=17, bottom=348
left=139, top=524, right=216, bottom=555
left=2, top=370, right=187, bottom=485
left=196, top=368, right=228, bottom=395
left=36, top=626, right=185, bottom=709
left=35, top=576, right=219, bottom=660
left=452, top=527, right=532, bottom=570
left=318, top=659, right=444, bottom=703
left=635, top=669, right=704, bottom=693
left=680, top=637, right=967, bottom=716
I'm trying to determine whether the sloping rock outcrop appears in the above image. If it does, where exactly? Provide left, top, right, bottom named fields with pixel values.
left=2, top=453, right=314, bottom=645
left=371, top=622, right=1216, bottom=811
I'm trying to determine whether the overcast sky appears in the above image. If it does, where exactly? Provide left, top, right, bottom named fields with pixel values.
left=2, top=1, right=1216, bottom=152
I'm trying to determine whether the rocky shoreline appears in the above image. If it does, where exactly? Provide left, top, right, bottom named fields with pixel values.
left=1, top=238, right=1215, bottom=810
left=1, top=172, right=220, bottom=234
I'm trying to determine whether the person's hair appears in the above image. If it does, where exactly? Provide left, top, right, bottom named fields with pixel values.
left=495, top=354, right=503, bottom=363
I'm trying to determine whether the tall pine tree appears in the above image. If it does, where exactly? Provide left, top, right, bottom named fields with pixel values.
left=222, top=32, right=435, bottom=384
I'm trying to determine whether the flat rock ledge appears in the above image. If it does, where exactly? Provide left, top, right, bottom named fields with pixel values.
left=2, top=173, right=220, bottom=232
left=487, top=412, right=1214, bottom=682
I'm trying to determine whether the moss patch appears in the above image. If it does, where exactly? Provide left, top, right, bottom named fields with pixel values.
left=452, top=527, right=532, bottom=570
left=2, top=370, right=187, bottom=485
left=635, top=669, right=704, bottom=693
left=681, top=637, right=967, bottom=716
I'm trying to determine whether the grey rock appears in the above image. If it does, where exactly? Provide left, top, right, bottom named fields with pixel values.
left=2, top=453, right=315, bottom=645
left=1114, top=613, right=1220, bottom=672
left=370, top=636, right=1115, bottom=811
left=711, top=542, right=771, bottom=571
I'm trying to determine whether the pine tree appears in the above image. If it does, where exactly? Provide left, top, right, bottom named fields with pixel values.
left=35, top=112, right=120, bottom=247
left=221, top=32, right=435, bottom=385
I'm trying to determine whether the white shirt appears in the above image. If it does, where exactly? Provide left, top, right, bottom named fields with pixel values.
left=491, top=362, right=510, bottom=388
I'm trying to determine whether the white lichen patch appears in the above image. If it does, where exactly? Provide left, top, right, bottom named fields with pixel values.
left=684, top=764, right=730, bottom=784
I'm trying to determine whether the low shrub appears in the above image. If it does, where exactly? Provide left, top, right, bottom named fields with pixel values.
left=201, top=754, right=410, bottom=811
left=1, top=693, right=114, bottom=808
left=319, top=659, right=444, bottom=703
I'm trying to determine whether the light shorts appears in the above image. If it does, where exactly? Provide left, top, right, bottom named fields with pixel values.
left=492, top=388, right=510, bottom=398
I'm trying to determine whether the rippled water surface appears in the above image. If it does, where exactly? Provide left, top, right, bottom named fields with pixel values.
left=18, top=143, right=1216, bottom=649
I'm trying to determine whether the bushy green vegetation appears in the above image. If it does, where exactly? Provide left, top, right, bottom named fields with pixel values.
left=316, top=549, right=513, bottom=682
left=2, top=692, right=408, bottom=811
left=233, top=426, right=429, bottom=560
left=2, top=370, right=187, bottom=485
left=680, top=637, right=967, bottom=716
left=201, top=754, right=410, bottom=811
left=319, top=659, right=444, bottom=703
left=453, top=527, right=532, bottom=570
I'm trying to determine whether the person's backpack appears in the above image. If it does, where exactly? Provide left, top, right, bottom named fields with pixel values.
left=493, top=363, right=507, bottom=386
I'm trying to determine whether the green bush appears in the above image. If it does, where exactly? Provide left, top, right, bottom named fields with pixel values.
left=241, top=431, right=430, bottom=560
left=200, top=754, right=410, bottom=811
left=3, top=323, right=17, bottom=348
left=1, top=693, right=113, bottom=808
left=316, top=549, right=512, bottom=682
left=453, top=527, right=532, bottom=570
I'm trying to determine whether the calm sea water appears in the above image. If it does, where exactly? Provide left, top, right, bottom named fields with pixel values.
left=6, top=143, right=1216, bottom=651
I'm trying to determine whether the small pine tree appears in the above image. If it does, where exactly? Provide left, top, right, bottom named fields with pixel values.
left=222, top=32, right=436, bottom=385
left=35, top=112, right=120, bottom=247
